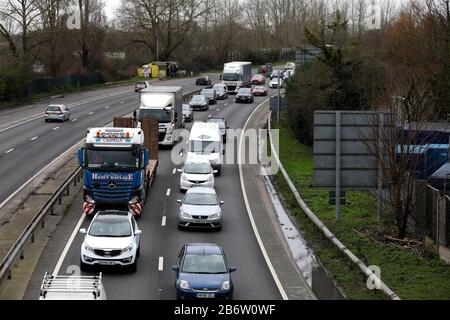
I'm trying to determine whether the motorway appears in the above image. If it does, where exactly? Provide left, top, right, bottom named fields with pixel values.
left=0, top=73, right=289, bottom=299
left=49, top=85, right=283, bottom=299
left=0, top=77, right=217, bottom=208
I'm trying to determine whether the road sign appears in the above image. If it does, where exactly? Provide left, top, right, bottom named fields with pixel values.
left=270, top=96, right=284, bottom=112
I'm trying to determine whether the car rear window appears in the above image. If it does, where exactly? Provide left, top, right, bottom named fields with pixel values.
left=47, top=106, right=61, bottom=112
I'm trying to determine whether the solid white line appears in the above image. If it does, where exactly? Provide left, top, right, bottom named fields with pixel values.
left=166, top=188, right=171, bottom=197
left=238, top=97, right=289, bottom=300
left=30, top=136, right=38, bottom=141
left=158, top=257, right=164, bottom=271
left=52, top=213, right=86, bottom=276
left=6, top=149, right=14, bottom=154
left=161, top=216, right=167, bottom=227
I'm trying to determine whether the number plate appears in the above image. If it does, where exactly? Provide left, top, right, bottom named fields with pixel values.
left=194, top=219, right=208, bottom=224
left=197, top=293, right=215, bottom=299
left=98, top=261, right=116, bottom=266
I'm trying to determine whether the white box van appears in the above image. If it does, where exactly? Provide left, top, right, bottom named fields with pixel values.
left=187, top=122, right=223, bottom=176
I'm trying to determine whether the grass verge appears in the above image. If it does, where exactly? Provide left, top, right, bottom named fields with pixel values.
left=272, top=123, right=450, bottom=300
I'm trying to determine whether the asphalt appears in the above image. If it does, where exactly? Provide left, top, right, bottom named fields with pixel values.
left=24, top=84, right=286, bottom=300
left=0, top=76, right=218, bottom=208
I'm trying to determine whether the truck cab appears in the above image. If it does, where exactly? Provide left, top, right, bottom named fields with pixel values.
left=78, top=128, right=150, bottom=216
left=222, top=62, right=252, bottom=94
left=139, top=86, right=184, bottom=148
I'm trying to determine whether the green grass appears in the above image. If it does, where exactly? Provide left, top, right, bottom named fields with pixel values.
left=272, top=123, right=450, bottom=300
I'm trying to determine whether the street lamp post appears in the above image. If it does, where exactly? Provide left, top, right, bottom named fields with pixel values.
left=277, top=75, right=281, bottom=126
left=155, top=18, right=159, bottom=62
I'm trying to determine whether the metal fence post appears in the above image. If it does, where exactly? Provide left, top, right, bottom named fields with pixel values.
left=335, top=111, right=342, bottom=222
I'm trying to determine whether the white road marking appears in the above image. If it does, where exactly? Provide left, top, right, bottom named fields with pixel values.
left=53, top=127, right=59, bottom=131
left=30, top=136, right=38, bottom=141
left=161, top=216, right=167, bottom=227
left=72, top=119, right=78, bottom=122
left=166, top=188, right=171, bottom=197
left=105, top=106, right=110, bottom=109
left=53, top=213, right=86, bottom=276
left=158, top=257, right=164, bottom=271
left=216, top=108, right=220, bottom=111
left=238, top=96, right=289, bottom=300
left=208, top=115, right=212, bottom=118
left=172, top=168, right=176, bottom=174
left=89, top=112, right=94, bottom=115
left=121, top=101, right=125, bottom=104
left=6, top=149, right=14, bottom=154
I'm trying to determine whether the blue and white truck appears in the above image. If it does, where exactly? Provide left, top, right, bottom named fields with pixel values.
left=78, top=127, right=158, bottom=216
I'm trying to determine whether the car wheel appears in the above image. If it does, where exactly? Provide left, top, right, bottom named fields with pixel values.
left=129, top=260, right=137, bottom=273
left=80, top=259, right=90, bottom=272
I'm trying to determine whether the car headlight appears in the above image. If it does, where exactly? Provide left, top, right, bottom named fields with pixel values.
left=221, top=281, right=230, bottom=291
left=84, top=244, right=94, bottom=253
left=181, top=174, right=188, bottom=181
left=178, top=280, right=191, bottom=290
left=121, top=244, right=134, bottom=255
left=85, top=195, right=94, bottom=204
left=209, top=212, right=221, bottom=220
left=180, top=210, right=191, bottom=219
left=129, top=196, right=139, bottom=204
left=207, top=174, right=214, bottom=182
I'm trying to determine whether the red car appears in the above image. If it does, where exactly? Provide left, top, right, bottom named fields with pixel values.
left=251, top=74, right=265, bottom=85
left=252, top=85, right=268, bottom=96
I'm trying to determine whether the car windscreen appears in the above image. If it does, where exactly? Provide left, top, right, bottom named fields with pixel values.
left=191, top=96, right=206, bottom=103
left=254, top=86, right=266, bottom=90
left=184, top=163, right=211, bottom=174
left=139, top=109, right=171, bottom=123
left=86, top=149, right=140, bottom=171
left=182, top=254, right=227, bottom=274
left=223, top=73, right=239, bottom=81
left=189, top=141, right=220, bottom=154
left=184, top=193, right=218, bottom=206
left=201, top=90, right=214, bottom=97
left=47, top=106, right=62, bottom=112
left=182, top=105, right=191, bottom=112
left=238, top=89, right=251, bottom=94
left=213, top=85, right=225, bottom=92
left=89, top=220, right=132, bottom=237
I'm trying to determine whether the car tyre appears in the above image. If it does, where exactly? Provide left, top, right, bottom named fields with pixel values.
left=80, top=259, right=90, bottom=272
left=129, top=260, right=137, bottom=273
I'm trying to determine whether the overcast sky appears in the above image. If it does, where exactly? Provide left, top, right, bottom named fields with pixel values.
left=104, top=0, right=121, bottom=20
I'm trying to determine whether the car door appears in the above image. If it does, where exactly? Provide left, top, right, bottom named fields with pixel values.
left=175, top=246, right=185, bottom=282
left=64, top=106, right=70, bottom=120
left=132, top=217, right=140, bottom=247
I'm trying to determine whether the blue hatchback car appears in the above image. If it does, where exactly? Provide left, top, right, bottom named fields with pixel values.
left=172, top=243, right=236, bottom=300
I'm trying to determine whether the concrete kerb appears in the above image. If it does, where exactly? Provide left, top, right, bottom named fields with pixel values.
left=267, top=112, right=401, bottom=301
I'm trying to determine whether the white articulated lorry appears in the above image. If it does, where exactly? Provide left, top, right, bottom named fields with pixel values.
left=138, top=86, right=184, bottom=148
left=222, top=62, right=252, bottom=94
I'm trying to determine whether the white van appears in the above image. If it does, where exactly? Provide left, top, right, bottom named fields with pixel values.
left=187, top=122, right=223, bottom=176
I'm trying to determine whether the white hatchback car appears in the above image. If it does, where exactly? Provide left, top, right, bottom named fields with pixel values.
left=179, top=159, right=217, bottom=192
left=79, top=211, right=142, bottom=273
left=44, top=104, right=70, bottom=122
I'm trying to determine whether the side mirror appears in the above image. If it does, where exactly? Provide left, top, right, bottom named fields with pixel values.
left=77, top=148, right=84, bottom=167
left=172, top=265, right=180, bottom=272
left=177, top=199, right=182, bottom=204
left=213, top=170, right=218, bottom=174
left=229, top=267, right=237, bottom=273
left=220, top=201, right=225, bottom=206
left=177, top=169, right=183, bottom=173
left=144, top=149, right=150, bottom=167
left=79, top=228, right=87, bottom=235
left=135, top=230, right=142, bottom=236
left=226, top=126, right=230, bottom=129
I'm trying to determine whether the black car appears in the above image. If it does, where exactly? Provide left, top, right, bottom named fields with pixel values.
left=235, top=88, right=254, bottom=104
left=189, top=95, right=209, bottom=111
left=196, top=76, right=212, bottom=86
left=201, top=89, right=218, bottom=105
left=213, top=84, right=229, bottom=100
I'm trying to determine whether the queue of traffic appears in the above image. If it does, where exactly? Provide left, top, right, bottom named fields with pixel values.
left=40, top=61, right=296, bottom=300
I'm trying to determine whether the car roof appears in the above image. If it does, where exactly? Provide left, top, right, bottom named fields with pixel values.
left=192, top=94, right=206, bottom=99
left=48, top=104, right=64, bottom=108
left=186, top=186, right=217, bottom=194
left=208, top=118, right=225, bottom=122
left=185, top=243, right=222, bottom=255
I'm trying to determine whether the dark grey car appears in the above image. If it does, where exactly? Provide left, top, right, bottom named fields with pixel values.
left=190, top=95, right=209, bottom=111
left=235, top=88, right=254, bottom=104
left=182, top=104, right=193, bottom=122
left=213, top=84, right=228, bottom=100
left=201, top=89, right=218, bottom=105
